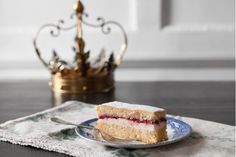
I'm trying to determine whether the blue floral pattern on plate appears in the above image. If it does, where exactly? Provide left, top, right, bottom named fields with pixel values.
left=75, top=117, right=192, bottom=148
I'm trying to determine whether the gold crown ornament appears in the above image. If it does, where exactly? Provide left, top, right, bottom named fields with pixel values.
left=33, top=0, right=128, bottom=93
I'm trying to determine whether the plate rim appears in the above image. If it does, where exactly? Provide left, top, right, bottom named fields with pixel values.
left=75, top=117, right=192, bottom=148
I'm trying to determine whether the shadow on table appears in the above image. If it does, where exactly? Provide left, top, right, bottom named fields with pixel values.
left=51, top=88, right=116, bottom=106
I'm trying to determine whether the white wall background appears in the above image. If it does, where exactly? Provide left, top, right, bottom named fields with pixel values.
left=0, top=0, right=235, bottom=81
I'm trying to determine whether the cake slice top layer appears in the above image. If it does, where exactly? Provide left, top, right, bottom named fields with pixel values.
left=97, top=101, right=166, bottom=121
left=101, top=101, right=165, bottom=113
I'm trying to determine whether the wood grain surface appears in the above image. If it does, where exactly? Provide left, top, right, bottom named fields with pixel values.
left=0, top=81, right=234, bottom=157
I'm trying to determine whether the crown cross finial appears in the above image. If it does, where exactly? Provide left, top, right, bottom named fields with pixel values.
left=74, top=0, right=89, bottom=77
left=74, top=0, right=84, bottom=14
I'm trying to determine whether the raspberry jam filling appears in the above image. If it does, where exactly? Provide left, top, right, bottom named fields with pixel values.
left=98, top=115, right=166, bottom=125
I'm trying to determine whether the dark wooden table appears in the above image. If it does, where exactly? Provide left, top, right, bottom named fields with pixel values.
left=0, top=81, right=234, bottom=157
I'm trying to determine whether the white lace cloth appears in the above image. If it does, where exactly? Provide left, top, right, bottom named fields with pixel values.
left=0, top=101, right=235, bottom=157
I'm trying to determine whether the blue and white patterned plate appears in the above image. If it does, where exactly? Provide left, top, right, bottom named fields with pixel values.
left=75, top=117, right=192, bottom=148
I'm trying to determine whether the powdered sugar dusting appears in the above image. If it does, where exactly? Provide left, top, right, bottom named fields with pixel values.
left=101, top=101, right=165, bottom=112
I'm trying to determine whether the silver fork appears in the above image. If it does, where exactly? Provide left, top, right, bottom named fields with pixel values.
left=50, top=117, right=134, bottom=143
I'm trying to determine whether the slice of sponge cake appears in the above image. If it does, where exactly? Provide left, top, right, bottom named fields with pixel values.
left=96, top=101, right=168, bottom=144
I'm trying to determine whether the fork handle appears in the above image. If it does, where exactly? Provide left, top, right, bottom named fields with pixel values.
left=51, top=117, right=94, bottom=129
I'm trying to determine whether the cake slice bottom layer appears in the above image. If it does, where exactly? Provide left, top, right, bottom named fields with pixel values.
left=96, top=120, right=168, bottom=144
